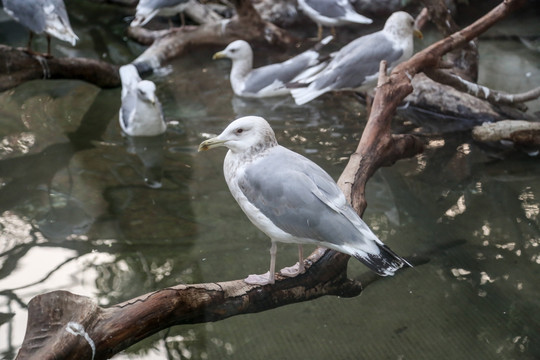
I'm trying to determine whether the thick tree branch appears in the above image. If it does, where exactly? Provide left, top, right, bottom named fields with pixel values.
left=0, top=45, right=120, bottom=91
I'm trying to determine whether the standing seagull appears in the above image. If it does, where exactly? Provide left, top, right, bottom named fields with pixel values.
left=297, top=0, right=372, bottom=40
left=199, top=116, right=410, bottom=285
left=119, top=65, right=166, bottom=137
left=130, top=0, right=192, bottom=27
left=3, top=0, right=79, bottom=55
left=212, top=37, right=332, bottom=98
left=290, top=11, right=422, bottom=105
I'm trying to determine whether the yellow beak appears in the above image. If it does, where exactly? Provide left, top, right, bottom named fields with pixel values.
left=212, top=51, right=227, bottom=60
left=198, top=137, right=227, bottom=152
left=413, top=29, right=423, bottom=39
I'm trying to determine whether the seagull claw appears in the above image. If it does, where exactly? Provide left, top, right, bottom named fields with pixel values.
left=279, top=262, right=304, bottom=277
left=244, top=271, right=274, bottom=285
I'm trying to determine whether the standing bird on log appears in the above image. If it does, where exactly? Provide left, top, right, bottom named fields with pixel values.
left=119, top=65, right=166, bottom=137
left=130, top=0, right=192, bottom=28
left=212, top=36, right=332, bottom=98
left=2, top=0, right=79, bottom=56
left=289, top=11, right=422, bottom=105
left=297, top=0, right=372, bottom=40
left=199, top=116, right=411, bottom=285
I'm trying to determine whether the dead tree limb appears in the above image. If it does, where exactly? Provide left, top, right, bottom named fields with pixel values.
left=0, top=45, right=120, bottom=91
left=15, top=1, right=525, bottom=359
left=425, top=69, right=540, bottom=110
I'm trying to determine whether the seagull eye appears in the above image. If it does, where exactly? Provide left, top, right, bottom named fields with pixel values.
left=235, top=128, right=244, bottom=134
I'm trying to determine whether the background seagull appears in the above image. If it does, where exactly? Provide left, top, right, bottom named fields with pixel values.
left=297, top=0, right=372, bottom=40
left=290, top=11, right=421, bottom=105
left=212, top=37, right=332, bottom=98
left=119, top=65, right=167, bottom=137
left=3, top=0, right=79, bottom=55
left=130, top=0, right=192, bottom=28
left=199, top=116, right=410, bottom=285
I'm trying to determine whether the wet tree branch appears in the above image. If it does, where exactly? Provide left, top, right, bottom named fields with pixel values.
left=424, top=68, right=540, bottom=110
left=0, top=45, right=120, bottom=91
left=15, top=1, right=525, bottom=359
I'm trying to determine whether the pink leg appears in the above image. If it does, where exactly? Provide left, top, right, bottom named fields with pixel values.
left=279, top=245, right=305, bottom=277
left=244, top=241, right=277, bottom=285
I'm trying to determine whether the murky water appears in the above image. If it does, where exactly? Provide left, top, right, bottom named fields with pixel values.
left=1, top=2, right=539, bottom=359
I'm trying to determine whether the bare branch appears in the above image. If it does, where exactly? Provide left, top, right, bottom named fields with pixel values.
left=425, top=69, right=540, bottom=110
left=0, top=45, right=119, bottom=91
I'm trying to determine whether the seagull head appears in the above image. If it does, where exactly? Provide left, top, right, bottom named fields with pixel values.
left=212, top=40, right=253, bottom=63
left=198, top=116, right=278, bottom=154
left=137, top=80, right=158, bottom=105
left=384, top=11, right=423, bottom=40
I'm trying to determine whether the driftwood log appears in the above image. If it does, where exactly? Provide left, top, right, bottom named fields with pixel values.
left=14, top=1, right=527, bottom=359
left=472, top=120, right=540, bottom=154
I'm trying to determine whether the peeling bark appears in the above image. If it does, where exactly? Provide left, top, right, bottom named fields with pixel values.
left=472, top=120, right=540, bottom=143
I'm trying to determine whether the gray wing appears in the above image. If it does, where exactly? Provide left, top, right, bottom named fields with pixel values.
left=3, top=0, right=47, bottom=33
left=49, top=0, right=71, bottom=24
left=313, top=32, right=402, bottom=90
left=120, top=90, right=137, bottom=131
left=139, top=0, right=189, bottom=9
left=304, top=0, right=347, bottom=18
left=242, top=51, right=317, bottom=94
left=239, top=146, right=374, bottom=247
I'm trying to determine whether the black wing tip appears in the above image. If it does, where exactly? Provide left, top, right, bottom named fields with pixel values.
left=354, top=244, right=411, bottom=276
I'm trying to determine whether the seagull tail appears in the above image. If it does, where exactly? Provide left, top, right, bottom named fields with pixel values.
left=345, top=12, right=373, bottom=25
left=353, top=244, right=412, bottom=276
left=291, top=61, right=328, bottom=84
left=289, top=86, right=328, bottom=105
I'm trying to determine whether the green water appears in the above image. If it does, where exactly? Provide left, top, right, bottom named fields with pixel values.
left=1, top=2, right=540, bottom=359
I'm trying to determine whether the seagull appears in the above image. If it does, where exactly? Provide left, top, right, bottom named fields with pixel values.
left=130, top=0, right=192, bottom=28
left=297, top=0, right=372, bottom=40
left=3, top=0, right=79, bottom=55
left=212, top=37, right=332, bottom=98
left=119, top=65, right=166, bottom=137
left=289, top=11, right=422, bottom=105
left=198, top=116, right=410, bottom=285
